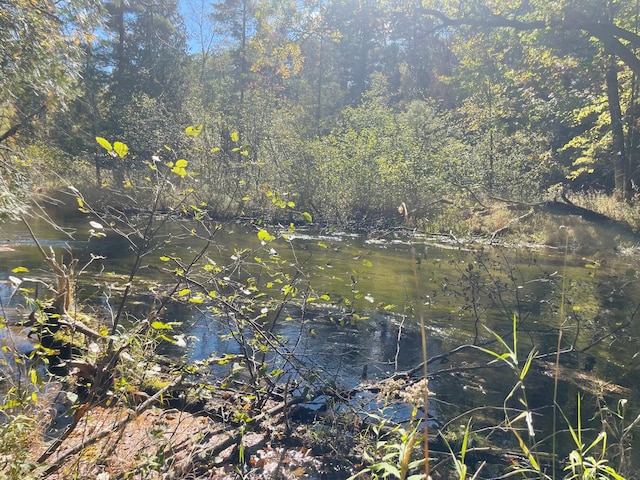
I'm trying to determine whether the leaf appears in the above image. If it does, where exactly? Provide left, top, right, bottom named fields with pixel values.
left=317, top=242, right=328, bottom=249
left=302, top=212, right=313, bottom=222
left=362, top=259, right=373, bottom=267
left=11, top=266, right=29, bottom=273
left=512, top=428, right=540, bottom=471
left=175, top=159, right=188, bottom=168
left=151, top=321, right=173, bottom=330
left=113, top=141, right=129, bottom=158
left=178, top=288, right=191, bottom=296
left=96, top=137, right=112, bottom=151
left=158, top=334, right=177, bottom=343
left=185, top=124, right=203, bottom=136
left=257, top=229, right=275, bottom=242
left=172, top=166, right=187, bottom=178
left=89, top=221, right=104, bottom=230
left=159, top=256, right=170, bottom=262
left=230, top=131, right=240, bottom=142
left=520, top=348, right=537, bottom=381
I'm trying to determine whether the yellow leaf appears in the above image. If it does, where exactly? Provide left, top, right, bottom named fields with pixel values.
left=96, top=137, right=112, bottom=151
left=185, top=124, right=203, bottom=136
left=113, top=141, right=129, bottom=158
left=257, top=229, right=275, bottom=242
left=151, top=321, right=172, bottom=330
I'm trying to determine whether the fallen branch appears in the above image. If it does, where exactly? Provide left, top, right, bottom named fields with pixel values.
left=166, top=396, right=306, bottom=476
left=36, top=374, right=185, bottom=477
left=490, top=209, right=534, bottom=244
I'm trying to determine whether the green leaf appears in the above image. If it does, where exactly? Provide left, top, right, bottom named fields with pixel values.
left=113, top=141, right=129, bottom=158
left=520, top=348, right=537, bottom=381
left=159, top=256, right=170, bottom=262
left=302, top=212, right=313, bottom=222
left=230, top=131, right=240, bottom=142
left=175, top=159, right=188, bottom=168
left=317, top=242, right=328, bottom=249
left=11, top=266, right=29, bottom=273
left=362, top=259, right=373, bottom=267
left=96, top=136, right=112, bottom=151
left=185, top=124, right=203, bottom=136
left=178, top=288, right=191, bottom=296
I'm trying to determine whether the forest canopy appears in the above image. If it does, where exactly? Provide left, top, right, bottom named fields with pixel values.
left=3, top=0, right=640, bottom=228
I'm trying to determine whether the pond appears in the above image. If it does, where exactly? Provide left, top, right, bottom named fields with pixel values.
left=1, top=199, right=640, bottom=470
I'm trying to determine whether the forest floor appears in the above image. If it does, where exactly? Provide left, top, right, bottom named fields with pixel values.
left=34, top=385, right=359, bottom=480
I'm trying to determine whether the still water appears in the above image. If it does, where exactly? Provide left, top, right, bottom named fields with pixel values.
left=1, top=204, right=640, bottom=465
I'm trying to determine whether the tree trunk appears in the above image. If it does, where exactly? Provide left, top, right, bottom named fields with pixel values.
left=605, top=54, right=631, bottom=198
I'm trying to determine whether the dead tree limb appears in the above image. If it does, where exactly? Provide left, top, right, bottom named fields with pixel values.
left=36, top=374, right=185, bottom=476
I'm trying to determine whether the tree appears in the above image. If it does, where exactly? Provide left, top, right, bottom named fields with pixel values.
left=97, top=0, right=189, bottom=185
left=211, top=0, right=258, bottom=109
left=422, top=0, right=640, bottom=197
left=0, top=0, right=93, bottom=144
left=103, top=0, right=187, bottom=107
left=0, top=0, right=96, bottom=220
